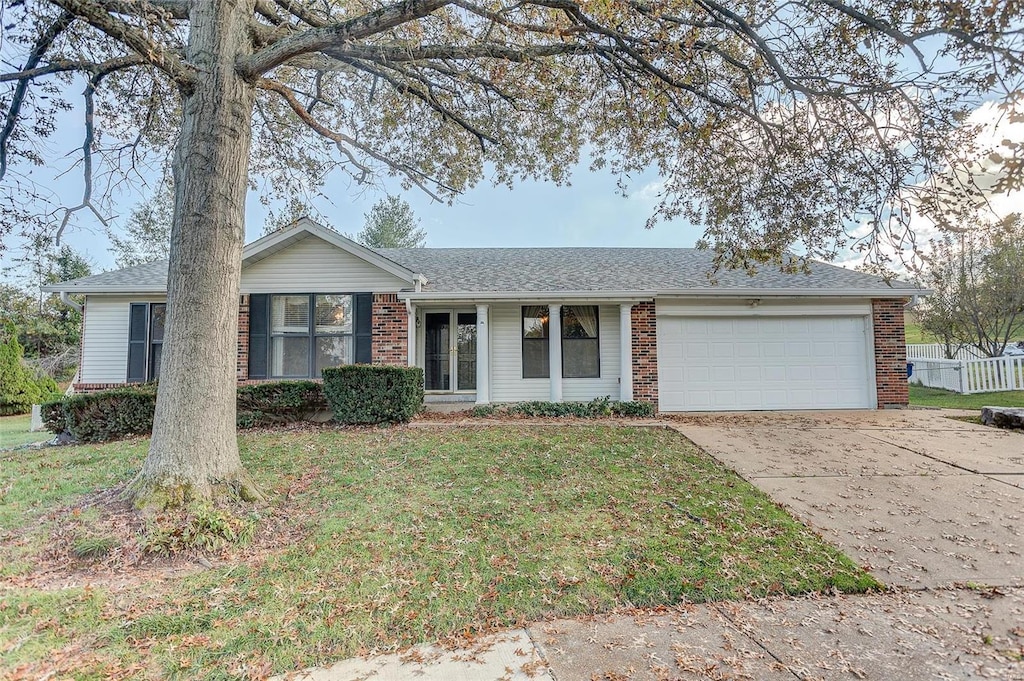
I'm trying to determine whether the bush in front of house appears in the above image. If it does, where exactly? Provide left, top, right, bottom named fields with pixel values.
left=47, top=384, right=159, bottom=442
left=236, top=380, right=327, bottom=429
left=482, top=397, right=656, bottom=419
left=322, top=365, right=424, bottom=425
left=45, top=380, right=331, bottom=441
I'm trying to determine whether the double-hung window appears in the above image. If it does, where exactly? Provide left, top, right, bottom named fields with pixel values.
left=521, top=305, right=600, bottom=379
left=270, top=294, right=353, bottom=378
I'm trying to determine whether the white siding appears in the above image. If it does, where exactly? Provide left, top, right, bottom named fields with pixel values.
left=242, top=235, right=410, bottom=293
left=81, top=295, right=165, bottom=384
left=489, top=303, right=623, bottom=403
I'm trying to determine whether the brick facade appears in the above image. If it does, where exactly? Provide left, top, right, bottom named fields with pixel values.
left=872, top=298, right=909, bottom=409
left=236, top=295, right=250, bottom=381
left=631, top=301, right=658, bottom=406
left=371, top=293, right=409, bottom=366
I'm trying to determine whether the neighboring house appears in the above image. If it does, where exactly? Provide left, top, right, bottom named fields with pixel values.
left=42, top=218, right=919, bottom=412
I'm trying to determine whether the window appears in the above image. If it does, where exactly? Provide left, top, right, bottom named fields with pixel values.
left=562, top=305, right=600, bottom=378
left=149, top=303, right=166, bottom=380
left=521, top=305, right=601, bottom=379
left=127, top=302, right=165, bottom=383
left=270, top=294, right=353, bottom=378
left=522, top=306, right=549, bottom=378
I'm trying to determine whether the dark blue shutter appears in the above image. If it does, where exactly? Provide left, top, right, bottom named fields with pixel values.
left=354, top=293, right=373, bottom=364
left=248, top=294, right=269, bottom=379
left=127, top=303, right=148, bottom=382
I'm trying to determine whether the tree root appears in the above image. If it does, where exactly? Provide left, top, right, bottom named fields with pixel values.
left=125, top=469, right=266, bottom=513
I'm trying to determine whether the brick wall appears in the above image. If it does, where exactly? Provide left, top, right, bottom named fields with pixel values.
left=236, top=295, right=249, bottom=381
left=872, top=298, right=909, bottom=408
left=371, top=293, right=408, bottom=366
left=72, top=383, right=127, bottom=393
left=631, top=301, right=658, bottom=406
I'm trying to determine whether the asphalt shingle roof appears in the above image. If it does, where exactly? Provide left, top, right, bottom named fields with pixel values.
left=46, top=247, right=917, bottom=295
left=376, top=248, right=917, bottom=294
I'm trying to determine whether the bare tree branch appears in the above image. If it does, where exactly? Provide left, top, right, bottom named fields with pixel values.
left=0, top=10, right=75, bottom=181
left=0, top=56, right=146, bottom=83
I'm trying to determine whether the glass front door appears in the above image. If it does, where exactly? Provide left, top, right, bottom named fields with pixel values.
left=424, top=312, right=450, bottom=391
left=424, top=310, right=477, bottom=392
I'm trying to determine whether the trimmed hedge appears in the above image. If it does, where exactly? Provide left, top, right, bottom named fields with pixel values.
left=322, top=365, right=424, bottom=425
left=44, top=380, right=329, bottom=442
left=54, top=384, right=158, bottom=443
left=236, top=381, right=328, bottom=429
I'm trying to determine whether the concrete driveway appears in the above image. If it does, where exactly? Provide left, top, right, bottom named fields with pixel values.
left=670, top=410, right=1024, bottom=589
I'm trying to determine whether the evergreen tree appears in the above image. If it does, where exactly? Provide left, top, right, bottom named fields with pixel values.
left=356, top=196, right=426, bottom=249
left=108, top=182, right=173, bottom=268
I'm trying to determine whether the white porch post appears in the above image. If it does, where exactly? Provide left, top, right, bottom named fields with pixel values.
left=619, top=303, right=633, bottom=401
left=475, top=304, right=490, bottom=404
left=548, top=303, right=562, bottom=402
left=406, top=303, right=417, bottom=367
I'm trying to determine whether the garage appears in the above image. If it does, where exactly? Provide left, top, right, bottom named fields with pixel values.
left=657, top=305, right=875, bottom=412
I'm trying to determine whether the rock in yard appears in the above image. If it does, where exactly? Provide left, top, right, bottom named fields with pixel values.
left=980, top=406, right=1024, bottom=429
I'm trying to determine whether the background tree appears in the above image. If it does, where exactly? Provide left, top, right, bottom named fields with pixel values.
left=107, top=181, right=173, bottom=268
left=1, top=0, right=1021, bottom=508
left=1, top=238, right=90, bottom=378
left=356, top=195, right=426, bottom=248
left=262, top=196, right=315, bottom=236
left=918, top=214, right=1024, bottom=358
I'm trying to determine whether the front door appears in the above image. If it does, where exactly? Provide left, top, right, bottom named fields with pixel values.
left=424, top=310, right=477, bottom=392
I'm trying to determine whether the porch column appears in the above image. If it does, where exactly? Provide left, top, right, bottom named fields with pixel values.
left=619, top=303, right=633, bottom=401
left=475, top=304, right=490, bottom=404
left=549, top=303, right=562, bottom=402
left=406, top=303, right=416, bottom=368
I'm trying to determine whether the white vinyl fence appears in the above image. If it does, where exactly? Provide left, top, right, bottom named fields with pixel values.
left=906, top=344, right=985, bottom=361
left=908, top=355, right=1024, bottom=394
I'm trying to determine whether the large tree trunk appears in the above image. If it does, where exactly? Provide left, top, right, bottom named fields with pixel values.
left=128, top=0, right=261, bottom=508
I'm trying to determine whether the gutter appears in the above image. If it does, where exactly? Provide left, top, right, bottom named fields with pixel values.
left=397, top=287, right=929, bottom=302
left=59, top=291, right=83, bottom=313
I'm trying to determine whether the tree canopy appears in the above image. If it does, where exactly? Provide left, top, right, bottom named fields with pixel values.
left=356, top=195, right=426, bottom=248
left=107, top=180, right=173, bottom=267
left=2, top=0, right=1020, bottom=270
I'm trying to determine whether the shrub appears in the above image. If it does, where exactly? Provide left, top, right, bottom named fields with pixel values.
left=41, top=399, right=68, bottom=433
left=44, top=380, right=331, bottom=440
left=477, top=397, right=655, bottom=419
left=236, top=380, right=327, bottom=429
left=0, top=324, right=43, bottom=416
left=611, top=401, right=656, bottom=418
left=60, top=384, right=158, bottom=443
left=322, top=365, right=424, bottom=425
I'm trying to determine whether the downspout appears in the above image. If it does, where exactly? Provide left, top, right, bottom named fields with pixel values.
left=60, top=291, right=83, bottom=313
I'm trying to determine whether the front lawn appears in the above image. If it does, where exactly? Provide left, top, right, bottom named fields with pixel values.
left=0, top=413, right=48, bottom=450
left=0, top=425, right=876, bottom=679
left=909, top=385, right=1024, bottom=409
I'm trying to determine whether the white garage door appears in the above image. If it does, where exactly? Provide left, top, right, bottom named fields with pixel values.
left=658, top=316, right=873, bottom=411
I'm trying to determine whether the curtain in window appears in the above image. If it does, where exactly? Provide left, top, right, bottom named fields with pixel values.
left=570, top=306, right=598, bottom=338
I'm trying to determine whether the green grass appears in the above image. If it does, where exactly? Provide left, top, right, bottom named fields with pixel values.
left=0, top=413, right=49, bottom=450
left=904, top=320, right=935, bottom=345
left=0, top=426, right=877, bottom=679
left=909, top=385, right=1024, bottom=409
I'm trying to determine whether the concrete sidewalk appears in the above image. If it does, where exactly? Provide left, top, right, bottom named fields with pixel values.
left=277, top=587, right=1024, bottom=680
